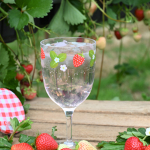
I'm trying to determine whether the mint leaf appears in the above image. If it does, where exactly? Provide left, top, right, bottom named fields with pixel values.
left=48, top=0, right=69, bottom=34
left=90, top=59, right=95, bottom=67
left=89, top=50, right=94, bottom=58
left=8, top=9, right=29, bottom=30
left=64, top=0, right=86, bottom=25
left=3, top=0, right=15, bottom=4
left=25, top=0, right=53, bottom=18
left=50, top=61, right=58, bottom=68
left=50, top=51, right=57, bottom=60
left=10, top=117, right=19, bottom=131
left=57, top=53, right=67, bottom=62
left=19, top=134, right=36, bottom=145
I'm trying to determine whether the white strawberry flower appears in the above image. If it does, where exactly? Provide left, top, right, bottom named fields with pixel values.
left=92, top=54, right=95, bottom=59
left=146, top=128, right=150, bottom=136
left=60, top=65, right=67, bottom=72
left=54, top=57, right=59, bottom=63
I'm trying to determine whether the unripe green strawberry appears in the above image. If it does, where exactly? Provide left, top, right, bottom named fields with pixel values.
left=96, top=37, right=106, bottom=50
left=107, top=34, right=113, bottom=39
left=76, top=140, right=96, bottom=150
left=144, top=10, right=150, bottom=19
left=133, top=33, right=142, bottom=42
left=57, top=144, right=70, bottom=150
left=11, top=143, right=34, bottom=150
left=119, top=28, right=129, bottom=37
left=143, top=18, right=150, bottom=26
left=132, top=27, right=138, bottom=33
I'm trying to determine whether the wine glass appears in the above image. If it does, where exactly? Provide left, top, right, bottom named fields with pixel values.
left=40, top=37, right=96, bottom=148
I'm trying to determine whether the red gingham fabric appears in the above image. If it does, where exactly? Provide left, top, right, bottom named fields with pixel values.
left=0, top=88, right=25, bottom=134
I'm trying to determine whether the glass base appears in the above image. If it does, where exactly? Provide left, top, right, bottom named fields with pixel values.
left=64, top=140, right=75, bottom=148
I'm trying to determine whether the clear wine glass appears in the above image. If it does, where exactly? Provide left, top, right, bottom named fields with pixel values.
left=40, top=37, right=96, bottom=148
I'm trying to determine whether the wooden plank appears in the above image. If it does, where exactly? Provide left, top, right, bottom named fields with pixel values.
left=26, top=109, right=150, bottom=128
left=25, top=98, right=150, bottom=115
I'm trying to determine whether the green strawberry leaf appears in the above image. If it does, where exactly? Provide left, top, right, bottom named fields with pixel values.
left=120, top=134, right=133, bottom=139
left=10, top=117, right=19, bottom=131
left=8, top=9, right=29, bottom=30
left=50, top=61, right=58, bottom=68
left=3, top=0, right=15, bottom=4
left=0, top=44, right=9, bottom=66
left=23, top=104, right=30, bottom=114
left=138, top=128, right=146, bottom=136
left=0, top=138, right=12, bottom=149
left=24, top=11, right=35, bottom=25
left=57, top=53, right=67, bottom=62
left=63, top=0, right=86, bottom=25
left=78, top=53, right=84, bottom=58
left=90, top=59, right=95, bottom=67
left=132, top=131, right=145, bottom=137
left=89, top=50, right=94, bottom=58
left=48, top=0, right=69, bottom=34
left=51, top=126, right=57, bottom=140
left=50, top=51, right=57, bottom=60
left=19, top=134, right=36, bottom=145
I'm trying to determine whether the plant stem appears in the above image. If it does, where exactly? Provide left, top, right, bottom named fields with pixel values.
left=96, top=0, right=105, bottom=100
left=92, top=0, right=127, bottom=23
left=0, top=7, right=8, bottom=16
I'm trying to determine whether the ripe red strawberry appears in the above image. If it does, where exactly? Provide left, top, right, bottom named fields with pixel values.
left=21, top=63, right=33, bottom=74
left=135, top=8, right=144, bottom=21
left=41, top=48, right=45, bottom=59
left=124, top=137, right=144, bottom=150
left=16, top=72, right=24, bottom=81
left=77, top=140, right=96, bottom=150
left=114, top=30, right=122, bottom=40
left=76, top=36, right=84, bottom=42
left=145, top=145, right=150, bottom=150
left=143, top=145, right=147, bottom=150
left=11, top=143, right=33, bottom=150
left=96, top=37, right=106, bottom=50
left=24, top=87, right=36, bottom=100
left=36, top=133, right=58, bottom=150
left=73, top=54, right=85, bottom=67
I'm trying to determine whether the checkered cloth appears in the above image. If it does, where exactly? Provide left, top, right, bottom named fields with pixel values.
left=0, top=88, right=25, bottom=134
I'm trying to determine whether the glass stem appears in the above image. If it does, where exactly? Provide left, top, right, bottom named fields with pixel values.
left=64, top=110, right=74, bottom=147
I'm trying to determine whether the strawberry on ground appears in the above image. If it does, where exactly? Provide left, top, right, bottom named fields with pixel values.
left=76, top=140, right=96, bottom=150
left=16, top=72, right=24, bottom=81
left=36, top=133, right=58, bottom=150
left=73, top=54, right=85, bottom=67
left=24, top=87, right=36, bottom=100
left=11, top=143, right=33, bottom=150
left=96, top=37, right=106, bottom=50
left=124, top=137, right=145, bottom=150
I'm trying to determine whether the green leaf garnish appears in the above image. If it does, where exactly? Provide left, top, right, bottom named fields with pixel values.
left=63, top=0, right=86, bottom=25
left=10, top=117, right=19, bottom=131
left=0, top=138, right=12, bottom=149
left=58, top=53, right=67, bottom=62
left=19, top=134, right=36, bottom=145
left=51, top=126, right=57, bottom=139
left=50, top=61, right=58, bottom=68
left=90, top=60, right=95, bottom=67
left=3, top=0, right=15, bottom=4
left=89, top=50, right=94, bottom=58
left=50, top=51, right=57, bottom=60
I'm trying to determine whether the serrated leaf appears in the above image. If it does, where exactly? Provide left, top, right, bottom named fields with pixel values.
left=0, top=138, right=12, bottom=148
left=17, top=120, right=33, bottom=132
left=89, top=50, right=94, bottom=58
left=132, top=131, right=145, bottom=137
left=0, top=65, right=7, bottom=82
left=106, top=7, right=116, bottom=25
left=57, top=53, right=67, bottom=62
left=24, top=11, right=35, bottom=25
left=120, top=134, right=133, bottom=139
left=0, top=44, right=9, bottom=66
left=3, top=0, right=15, bottom=4
left=50, top=51, right=57, bottom=60
left=8, top=9, right=29, bottom=30
left=48, top=0, right=69, bottom=34
left=64, top=0, right=86, bottom=25
left=19, top=134, right=36, bottom=145
left=50, top=61, right=58, bottom=68
left=25, top=0, right=53, bottom=18
left=10, top=117, right=19, bottom=131
left=138, top=128, right=146, bottom=136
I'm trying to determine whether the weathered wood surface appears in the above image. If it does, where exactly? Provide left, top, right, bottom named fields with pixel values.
left=1, top=98, right=150, bottom=147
